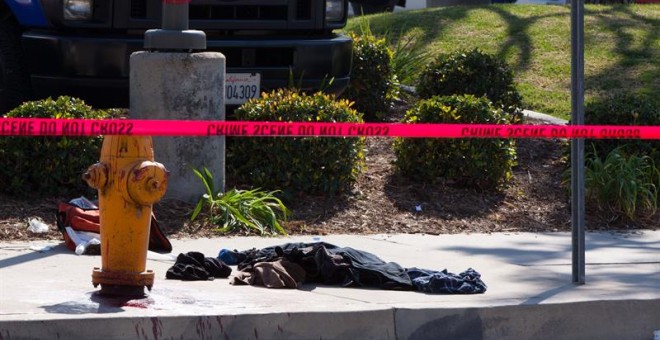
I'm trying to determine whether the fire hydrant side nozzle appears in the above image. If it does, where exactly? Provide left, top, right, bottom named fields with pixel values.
left=83, top=163, right=108, bottom=190
left=125, top=161, right=169, bottom=207
left=87, top=135, right=168, bottom=297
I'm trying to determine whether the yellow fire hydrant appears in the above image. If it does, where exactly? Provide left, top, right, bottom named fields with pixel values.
left=83, top=135, right=168, bottom=296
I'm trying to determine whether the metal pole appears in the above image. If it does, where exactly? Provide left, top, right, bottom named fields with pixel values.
left=144, top=0, right=206, bottom=50
left=570, top=0, right=586, bottom=285
left=163, top=1, right=189, bottom=31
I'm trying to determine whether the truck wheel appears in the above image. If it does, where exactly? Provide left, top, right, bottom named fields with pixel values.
left=0, top=19, right=31, bottom=114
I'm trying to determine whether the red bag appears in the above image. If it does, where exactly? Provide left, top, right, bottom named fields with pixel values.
left=56, top=200, right=172, bottom=253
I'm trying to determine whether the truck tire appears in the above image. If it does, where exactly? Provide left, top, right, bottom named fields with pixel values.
left=0, top=19, right=31, bottom=114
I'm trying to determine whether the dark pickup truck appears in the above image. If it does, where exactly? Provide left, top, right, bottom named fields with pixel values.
left=0, top=0, right=353, bottom=113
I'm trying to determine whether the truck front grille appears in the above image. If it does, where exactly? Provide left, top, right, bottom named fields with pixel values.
left=219, top=47, right=294, bottom=67
left=131, top=0, right=147, bottom=19
left=190, top=5, right=289, bottom=21
left=295, top=0, right=311, bottom=20
left=125, top=0, right=319, bottom=29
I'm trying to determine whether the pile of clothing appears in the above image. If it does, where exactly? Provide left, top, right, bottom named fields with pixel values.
left=167, top=242, right=487, bottom=294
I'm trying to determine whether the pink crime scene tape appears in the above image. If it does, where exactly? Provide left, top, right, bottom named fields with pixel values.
left=2, top=118, right=660, bottom=139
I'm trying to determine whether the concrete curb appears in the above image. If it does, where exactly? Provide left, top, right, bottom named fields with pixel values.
left=1, top=299, right=657, bottom=339
left=523, top=109, right=568, bottom=125
left=396, top=299, right=660, bottom=340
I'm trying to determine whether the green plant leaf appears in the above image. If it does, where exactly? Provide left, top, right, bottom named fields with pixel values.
left=190, top=172, right=291, bottom=236
left=190, top=199, right=204, bottom=222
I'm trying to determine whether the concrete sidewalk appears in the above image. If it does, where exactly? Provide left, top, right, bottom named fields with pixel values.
left=1, top=231, right=658, bottom=339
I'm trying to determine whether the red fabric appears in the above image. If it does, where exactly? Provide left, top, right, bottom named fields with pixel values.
left=57, top=203, right=100, bottom=251
left=56, top=202, right=172, bottom=253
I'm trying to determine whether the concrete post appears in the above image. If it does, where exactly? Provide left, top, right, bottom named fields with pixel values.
left=130, top=0, right=225, bottom=203
left=130, top=52, right=225, bottom=203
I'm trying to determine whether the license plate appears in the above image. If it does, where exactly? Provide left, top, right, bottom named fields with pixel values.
left=225, top=73, right=260, bottom=105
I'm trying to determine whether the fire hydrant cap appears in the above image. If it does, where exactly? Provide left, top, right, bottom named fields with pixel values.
left=127, top=161, right=168, bottom=206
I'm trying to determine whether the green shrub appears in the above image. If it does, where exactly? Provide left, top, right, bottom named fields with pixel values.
left=342, top=32, right=398, bottom=121
left=191, top=167, right=290, bottom=236
left=417, top=48, right=523, bottom=122
left=229, top=89, right=365, bottom=196
left=0, top=96, right=110, bottom=197
left=388, top=29, right=432, bottom=87
left=585, top=92, right=660, bottom=164
left=393, top=94, right=517, bottom=190
left=584, top=146, right=660, bottom=221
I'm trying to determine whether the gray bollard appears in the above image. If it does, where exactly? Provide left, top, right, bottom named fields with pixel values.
left=130, top=52, right=225, bottom=203
left=130, top=1, right=225, bottom=203
left=130, top=52, right=225, bottom=202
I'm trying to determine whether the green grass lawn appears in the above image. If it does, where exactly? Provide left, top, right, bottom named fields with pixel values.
left=344, top=4, right=659, bottom=120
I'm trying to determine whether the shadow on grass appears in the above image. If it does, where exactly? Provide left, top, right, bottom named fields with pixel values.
left=586, top=5, right=660, bottom=100
left=364, top=5, right=565, bottom=72
left=487, top=6, right=565, bottom=72
left=360, top=4, right=657, bottom=103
